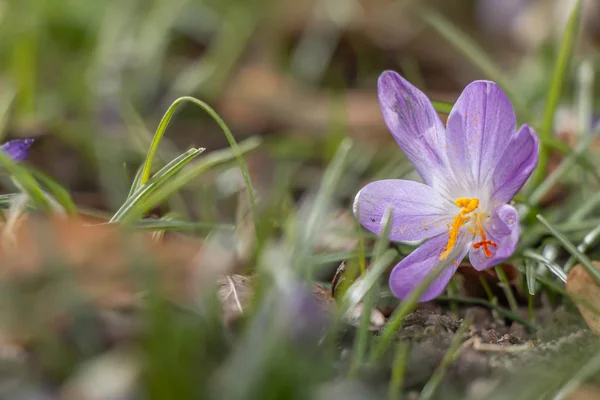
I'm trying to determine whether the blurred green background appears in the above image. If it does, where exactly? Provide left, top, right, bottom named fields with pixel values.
left=0, top=0, right=600, bottom=399
left=1, top=0, right=597, bottom=213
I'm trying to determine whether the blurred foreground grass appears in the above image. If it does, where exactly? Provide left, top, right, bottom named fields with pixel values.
left=0, top=0, right=600, bottom=399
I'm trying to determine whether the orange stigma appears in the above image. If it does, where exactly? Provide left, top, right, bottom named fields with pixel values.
left=439, top=198, right=499, bottom=260
left=439, top=197, right=479, bottom=260
left=473, top=213, right=498, bottom=257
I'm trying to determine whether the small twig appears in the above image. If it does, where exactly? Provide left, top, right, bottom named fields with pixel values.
left=225, top=276, right=244, bottom=315
left=472, top=337, right=533, bottom=353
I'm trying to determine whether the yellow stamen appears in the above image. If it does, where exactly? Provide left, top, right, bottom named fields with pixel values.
left=439, top=197, right=479, bottom=260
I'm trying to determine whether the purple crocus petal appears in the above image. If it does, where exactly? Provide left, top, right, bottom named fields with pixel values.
left=491, top=124, right=539, bottom=204
left=354, top=179, right=453, bottom=242
left=0, top=139, right=34, bottom=162
left=378, top=71, right=455, bottom=194
left=445, top=81, right=516, bottom=189
left=389, top=233, right=470, bottom=301
left=469, top=204, right=519, bottom=271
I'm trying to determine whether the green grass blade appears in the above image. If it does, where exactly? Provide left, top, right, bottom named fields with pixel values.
left=553, top=350, right=600, bottom=400
left=0, top=151, right=51, bottom=211
left=30, top=169, right=78, bottom=215
left=522, top=249, right=567, bottom=282
left=137, top=96, right=259, bottom=236
left=0, top=194, right=20, bottom=208
left=536, top=214, right=600, bottom=284
left=348, top=208, right=395, bottom=377
left=310, top=249, right=376, bottom=265
left=294, top=138, right=353, bottom=273
left=529, top=127, right=598, bottom=207
left=342, top=248, right=397, bottom=314
left=436, top=296, right=536, bottom=330
left=112, top=148, right=203, bottom=222
left=525, top=259, right=537, bottom=295
left=121, top=137, right=261, bottom=223
left=348, top=281, right=380, bottom=378
left=389, top=341, right=410, bottom=400
left=98, top=219, right=235, bottom=232
left=495, top=265, right=519, bottom=312
left=370, top=259, right=453, bottom=362
left=127, top=166, right=145, bottom=200
left=420, top=320, right=470, bottom=400
left=530, top=0, right=582, bottom=189
left=563, top=223, right=600, bottom=273
left=577, top=60, right=594, bottom=135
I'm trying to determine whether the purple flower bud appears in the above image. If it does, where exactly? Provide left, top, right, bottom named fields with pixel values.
left=0, top=139, right=34, bottom=162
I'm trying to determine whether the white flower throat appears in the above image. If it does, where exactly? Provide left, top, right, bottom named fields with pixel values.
left=439, top=197, right=497, bottom=261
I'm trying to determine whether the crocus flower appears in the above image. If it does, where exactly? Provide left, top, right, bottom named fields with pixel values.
left=1, top=139, right=34, bottom=162
left=354, top=71, right=538, bottom=301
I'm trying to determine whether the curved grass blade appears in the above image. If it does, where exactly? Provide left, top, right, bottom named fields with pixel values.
left=370, top=258, right=453, bottom=362
left=0, top=151, right=50, bottom=211
left=133, top=219, right=235, bottom=232
left=293, top=138, right=353, bottom=274
left=523, top=249, right=567, bottom=282
left=344, top=209, right=395, bottom=309
left=529, top=127, right=598, bottom=207
left=533, top=272, right=600, bottom=316
left=0, top=194, right=20, bottom=208
left=420, top=319, right=471, bottom=400
left=553, top=350, right=600, bottom=400
left=30, top=169, right=77, bottom=215
left=389, top=341, right=409, bottom=400
left=436, top=296, right=536, bottom=331
left=127, top=165, right=145, bottom=200
left=349, top=208, right=396, bottom=377
left=137, top=96, right=258, bottom=235
left=96, top=219, right=234, bottom=232
left=122, top=137, right=261, bottom=223
left=563, top=223, right=600, bottom=273
left=495, top=265, right=519, bottom=311
left=525, top=259, right=537, bottom=295
left=112, top=148, right=203, bottom=222
left=536, top=214, right=600, bottom=284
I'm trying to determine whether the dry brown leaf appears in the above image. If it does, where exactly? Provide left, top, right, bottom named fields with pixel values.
left=566, top=262, right=600, bottom=334
left=566, top=385, right=600, bottom=400
left=0, top=215, right=206, bottom=309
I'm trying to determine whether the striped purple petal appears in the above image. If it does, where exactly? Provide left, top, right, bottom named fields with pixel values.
left=389, top=233, right=470, bottom=301
left=354, top=179, right=453, bottom=242
left=445, top=81, right=516, bottom=190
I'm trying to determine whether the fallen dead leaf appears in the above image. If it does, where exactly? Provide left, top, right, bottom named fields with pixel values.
left=566, top=262, right=600, bottom=334
left=0, top=215, right=209, bottom=308
left=566, top=385, right=600, bottom=400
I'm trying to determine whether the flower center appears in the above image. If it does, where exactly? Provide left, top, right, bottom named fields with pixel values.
left=439, top=197, right=498, bottom=261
